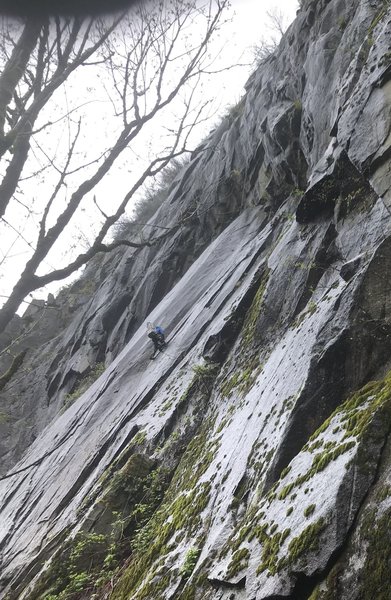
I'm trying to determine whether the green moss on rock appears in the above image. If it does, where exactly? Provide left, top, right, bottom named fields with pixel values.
left=226, top=548, right=250, bottom=578
left=288, top=518, right=326, bottom=563
left=278, top=482, right=295, bottom=500
left=310, top=372, right=391, bottom=445
left=220, top=359, right=263, bottom=399
left=111, top=482, right=211, bottom=599
left=310, top=505, right=391, bottom=600
left=282, top=371, right=391, bottom=501
left=177, top=573, right=208, bottom=600
left=304, top=504, right=316, bottom=517
left=103, top=453, right=154, bottom=509
left=376, top=484, right=391, bottom=503
left=241, top=269, right=270, bottom=349
left=256, top=528, right=291, bottom=575
left=359, top=508, right=391, bottom=600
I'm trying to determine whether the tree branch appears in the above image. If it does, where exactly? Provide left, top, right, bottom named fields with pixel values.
left=0, top=18, right=43, bottom=140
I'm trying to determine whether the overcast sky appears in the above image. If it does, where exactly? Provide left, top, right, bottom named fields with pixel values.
left=194, top=0, right=299, bottom=128
left=0, top=0, right=299, bottom=311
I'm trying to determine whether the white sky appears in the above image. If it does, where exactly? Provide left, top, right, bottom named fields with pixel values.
left=0, top=0, right=299, bottom=311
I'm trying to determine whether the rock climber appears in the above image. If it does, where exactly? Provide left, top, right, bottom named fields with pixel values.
left=147, top=322, right=166, bottom=355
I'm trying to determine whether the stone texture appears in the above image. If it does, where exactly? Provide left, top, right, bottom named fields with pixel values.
left=1, top=0, right=391, bottom=599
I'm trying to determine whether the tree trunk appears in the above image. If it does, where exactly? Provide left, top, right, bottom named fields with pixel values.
left=0, top=122, right=32, bottom=219
left=0, top=276, right=37, bottom=335
left=0, top=18, right=42, bottom=141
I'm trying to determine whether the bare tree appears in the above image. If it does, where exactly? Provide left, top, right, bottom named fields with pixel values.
left=0, top=0, right=230, bottom=335
left=252, top=5, right=290, bottom=64
left=266, top=7, right=287, bottom=37
left=0, top=14, right=123, bottom=217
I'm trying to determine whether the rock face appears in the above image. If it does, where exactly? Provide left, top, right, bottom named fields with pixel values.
left=1, top=0, right=391, bottom=599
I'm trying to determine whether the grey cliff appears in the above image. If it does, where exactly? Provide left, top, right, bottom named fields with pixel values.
left=0, top=0, right=391, bottom=599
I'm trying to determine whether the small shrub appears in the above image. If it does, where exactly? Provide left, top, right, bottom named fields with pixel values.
left=252, top=37, right=278, bottom=63
left=180, top=547, right=201, bottom=579
left=292, top=187, right=304, bottom=197
left=192, top=363, right=219, bottom=384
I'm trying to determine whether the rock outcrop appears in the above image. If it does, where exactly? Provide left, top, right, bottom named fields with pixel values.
left=1, top=0, right=391, bottom=599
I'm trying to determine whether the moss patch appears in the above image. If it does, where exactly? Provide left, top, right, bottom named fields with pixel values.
left=226, top=548, right=250, bottom=578
left=217, top=372, right=391, bottom=583
left=219, top=270, right=270, bottom=400
left=280, top=371, right=391, bottom=501
left=111, top=482, right=211, bottom=599
left=358, top=507, right=391, bottom=600
left=304, top=504, right=316, bottom=518
left=177, top=573, right=208, bottom=600
left=309, top=373, right=391, bottom=444
left=110, top=406, right=218, bottom=598
left=312, top=506, right=391, bottom=600
left=288, top=518, right=326, bottom=563
left=241, top=269, right=270, bottom=349
left=220, top=358, right=263, bottom=399
left=256, top=528, right=291, bottom=575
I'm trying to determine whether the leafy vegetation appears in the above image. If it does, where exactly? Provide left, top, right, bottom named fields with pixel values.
left=192, top=362, right=220, bottom=392
left=180, top=547, right=201, bottom=579
left=30, top=531, right=112, bottom=599
left=30, top=453, right=174, bottom=600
